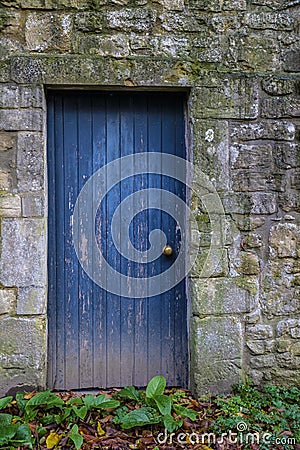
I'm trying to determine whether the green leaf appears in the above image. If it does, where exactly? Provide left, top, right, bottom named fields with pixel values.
left=118, top=386, right=143, bottom=403
left=95, top=398, right=120, bottom=409
left=0, top=425, right=17, bottom=445
left=69, top=424, right=83, bottom=450
left=83, top=393, right=119, bottom=410
left=163, top=414, right=182, bottom=433
left=146, top=376, right=166, bottom=399
left=83, top=394, right=95, bottom=408
left=16, top=392, right=27, bottom=412
left=153, top=395, right=172, bottom=416
left=121, top=407, right=160, bottom=429
left=15, top=424, right=33, bottom=448
left=0, top=396, right=13, bottom=410
left=73, top=406, right=88, bottom=420
left=0, top=413, right=13, bottom=426
left=173, top=404, right=198, bottom=421
left=26, top=391, right=64, bottom=409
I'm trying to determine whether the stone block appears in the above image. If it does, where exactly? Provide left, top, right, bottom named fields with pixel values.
left=230, top=144, right=272, bottom=171
left=0, top=316, right=46, bottom=396
left=190, top=247, right=229, bottom=278
left=21, top=193, right=44, bottom=217
left=270, top=223, right=300, bottom=259
left=0, top=109, right=43, bottom=132
left=261, top=281, right=300, bottom=318
left=236, top=216, right=266, bottom=232
left=290, top=172, right=300, bottom=190
left=232, top=171, right=275, bottom=192
left=0, top=60, right=10, bottom=83
left=223, top=193, right=252, bottom=214
left=21, top=0, right=47, bottom=7
left=74, top=34, right=129, bottom=57
left=0, top=194, right=21, bottom=217
left=11, top=57, right=44, bottom=83
left=0, top=218, right=46, bottom=287
left=283, top=50, right=300, bottom=72
left=276, top=319, right=300, bottom=338
left=245, top=12, right=295, bottom=30
left=0, top=85, right=43, bottom=108
left=193, top=78, right=258, bottom=119
left=234, top=251, right=260, bottom=275
left=25, top=12, right=72, bottom=52
left=193, top=120, right=229, bottom=190
left=247, top=340, right=274, bottom=355
left=17, top=132, right=44, bottom=191
left=250, top=193, right=277, bottom=215
left=107, top=8, right=156, bottom=32
left=16, top=287, right=46, bottom=315
left=274, top=143, right=300, bottom=169
left=279, top=191, right=300, bottom=212
left=0, top=289, right=16, bottom=315
left=236, top=30, right=281, bottom=72
left=74, top=12, right=104, bottom=32
left=262, top=76, right=294, bottom=96
left=244, top=233, right=263, bottom=249
left=0, top=132, right=16, bottom=152
left=247, top=324, right=274, bottom=340
left=190, top=316, right=242, bottom=394
left=191, top=277, right=255, bottom=316
left=188, top=0, right=221, bottom=11
left=159, top=11, right=201, bottom=31
left=189, top=33, right=225, bottom=63
left=231, top=120, right=295, bottom=141
left=250, top=354, right=276, bottom=369
left=154, top=0, right=184, bottom=10
left=0, top=132, right=17, bottom=190
left=261, top=96, right=300, bottom=118
left=223, top=0, right=246, bottom=9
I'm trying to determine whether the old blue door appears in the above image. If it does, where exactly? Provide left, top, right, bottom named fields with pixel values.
left=47, top=91, right=188, bottom=390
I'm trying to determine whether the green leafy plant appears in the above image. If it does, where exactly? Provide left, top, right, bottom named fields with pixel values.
left=115, top=375, right=198, bottom=432
left=212, top=381, right=300, bottom=449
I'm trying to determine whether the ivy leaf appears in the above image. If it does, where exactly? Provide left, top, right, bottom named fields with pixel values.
left=146, top=376, right=166, bottom=399
left=121, top=407, right=160, bottom=429
left=69, top=424, right=83, bottom=450
left=0, top=396, right=13, bottom=410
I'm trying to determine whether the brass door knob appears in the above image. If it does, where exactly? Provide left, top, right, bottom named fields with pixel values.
left=163, top=245, right=173, bottom=256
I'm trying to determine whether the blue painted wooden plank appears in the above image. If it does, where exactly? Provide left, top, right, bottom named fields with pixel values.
left=54, top=94, right=67, bottom=389
left=106, top=94, right=122, bottom=386
left=63, top=94, right=80, bottom=389
left=133, top=94, right=149, bottom=386
left=119, top=95, right=135, bottom=385
left=161, top=97, right=177, bottom=385
left=47, top=94, right=57, bottom=388
left=92, top=94, right=108, bottom=387
left=147, top=94, right=163, bottom=379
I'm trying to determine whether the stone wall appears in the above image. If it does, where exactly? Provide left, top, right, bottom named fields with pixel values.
left=0, top=0, right=299, bottom=396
